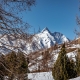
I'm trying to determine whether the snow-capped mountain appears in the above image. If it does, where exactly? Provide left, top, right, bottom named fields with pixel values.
left=33, top=27, right=69, bottom=48
left=0, top=27, right=69, bottom=54
left=52, top=32, right=69, bottom=44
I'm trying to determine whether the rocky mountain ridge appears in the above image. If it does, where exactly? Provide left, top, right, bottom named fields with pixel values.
left=0, top=27, right=69, bottom=54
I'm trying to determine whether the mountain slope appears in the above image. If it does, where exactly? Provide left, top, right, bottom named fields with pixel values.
left=33, top=27, right=69, bottom=49
left=0, top=27, right=70, bottom=54
left=52, top=32, right=69, bottom=44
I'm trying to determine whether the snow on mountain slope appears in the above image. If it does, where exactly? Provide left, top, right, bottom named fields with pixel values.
left=28, top=50, right=78, bottom=80
left=0, top=27, right=69, bottom=54
left=28, top=72, right=80, bottom=80
left=33, top=27, right=69, bottom=49
left=52, top=32, right=69, bottom=44
left=28, top=72, right=54, bottom=80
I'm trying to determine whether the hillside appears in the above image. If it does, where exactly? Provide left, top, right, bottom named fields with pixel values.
left=28, top=72, right=80, bottom=80
left=0, top=29, right=80, bottom=80
left=28, top=37, right=80, bottom=72
left=0, top=27, right=69, bottom=54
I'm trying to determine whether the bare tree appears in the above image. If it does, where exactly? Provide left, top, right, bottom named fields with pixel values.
left=0, top=0, right=36, bottom=37
left=0, top=0, right=36, bottom=51
left=0, top=0, right=36, bottom=79
left=75, top=1, right=80, bottom=38
left=75, top=16, right=80, bottom=37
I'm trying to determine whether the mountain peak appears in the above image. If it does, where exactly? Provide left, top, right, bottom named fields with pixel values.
left=41, top=27, right=50, bottom=33
left=53, top=32, right=63, bottom=36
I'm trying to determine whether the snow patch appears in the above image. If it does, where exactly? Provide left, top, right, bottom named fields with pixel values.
left=28, top=72, right=54, bottom=80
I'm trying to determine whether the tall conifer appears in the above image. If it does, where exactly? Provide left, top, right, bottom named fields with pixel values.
left=52, top=43, right=77, bottom=80
left=76, top=49, right=80, bottom=76
left=52, top=43, right=68, bottom=80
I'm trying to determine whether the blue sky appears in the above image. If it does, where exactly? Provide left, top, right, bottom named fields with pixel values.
left=22, top=0, right=79, bottom=40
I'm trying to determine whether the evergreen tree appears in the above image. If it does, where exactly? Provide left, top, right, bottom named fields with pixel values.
left=66, top=59, right=77, bottom=79
left=38, top=26, right=41, bottom=33
left=17, top=52, right=28, bottom=74
left=0, top=51, right=28, bottom=80
left=76, top=49, right=80, bottom=76
left=52, top=43, right=77, bottom=80
left=52, top=43, right=68, bottom=80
